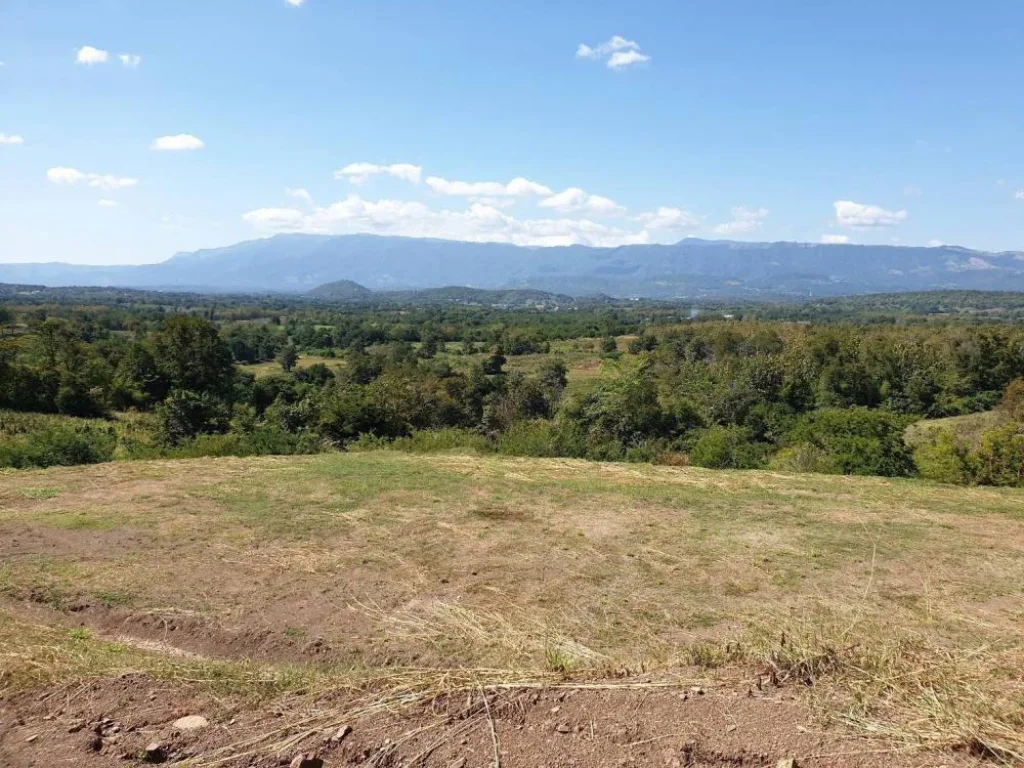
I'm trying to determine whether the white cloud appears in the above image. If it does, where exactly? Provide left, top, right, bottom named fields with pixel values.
left=119, top=53, right=142, bottom=67
left=76, top=46, right=109, bottom=65
left=47, top=166, right=138, bottom=191
left=1015, top=189, right=1024, bottom=200
left=286, top=187, right=313, bottom=203
left=425, top=176, right=553, bottom=198
left=821, top=234, right=850, bottom=244
left=634, top=207, right=701, bottom=232
left=577, top=36, right=650, bottom=69
left=833, top=200, right=908, bottom=228
left=285, top=0, right=305, bottom=5
left=927, top=239, right=944, bottom=247
left=712, top=206, right=768, bottom=235
left=243, top=194, right=651, bottom=248
left=98, top=199, right=119, bottom=208
left=0, top=133, right=24, bottom=145
left=335, top=162, right=423, bottom=185
left=151, top=134, right=205, bottom=151
left=608, top=50, right=651, bottom=69
left=540, top=187, right=625, bottom=215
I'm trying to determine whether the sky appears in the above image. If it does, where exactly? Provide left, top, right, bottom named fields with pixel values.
left=2, top=0, right=1024, bottom=265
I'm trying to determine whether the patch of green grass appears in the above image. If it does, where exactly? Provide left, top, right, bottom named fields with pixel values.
left=21, top=487, right=61, bottom=500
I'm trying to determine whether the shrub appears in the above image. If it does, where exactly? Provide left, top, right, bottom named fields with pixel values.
left=973, top=423, right=1024, bottom=487
left=1001, top=378, right=1024, bottom=422
left=769, top=443, right=842, bottom=474
left=0, top=411, right=116, bottom=469
left=689, top=426, right=769, bottom=470
left=912, top=430, right=975, bottom=485
left=497, top=419, right=589, bottom=459
left=786, top=408, right=915, bottom=477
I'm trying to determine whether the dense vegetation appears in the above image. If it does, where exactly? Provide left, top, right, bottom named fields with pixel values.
left=2, top=286, right=1023, bottom=485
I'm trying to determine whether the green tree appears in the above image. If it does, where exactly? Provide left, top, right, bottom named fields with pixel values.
left=277, top=343, right=299, bottom=372
left=154, top=315, right=235, bottom=396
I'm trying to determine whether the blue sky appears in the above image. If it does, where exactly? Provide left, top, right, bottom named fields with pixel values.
left=2, top=0, right=1023, bottom=265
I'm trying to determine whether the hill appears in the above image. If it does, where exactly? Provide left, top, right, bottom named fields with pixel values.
left=3, top=233, right=1024, bottom=298
left=306, top=278, right=374, bottom=300
left=309, top=281, right=577, bottom=307
left=1, top=451, right=1021, bottom=766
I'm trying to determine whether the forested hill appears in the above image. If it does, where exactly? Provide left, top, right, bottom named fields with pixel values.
left=309, top=281, right=576, bottom=307
left=2, top=234, right=1024, bottom=297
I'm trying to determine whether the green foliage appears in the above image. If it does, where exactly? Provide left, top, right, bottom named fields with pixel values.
left=689, top=426, right=769, bottom=470
left=276, top=343, right=299, bottom=372
left=912, top=430, right=975, bottom=485
left=787, top=408, right=915, bottom=477
left=1001, top=378, right=1024, bottom=422
left=0, top=411, right=117, bottom=469
left=156, top=389, right=230, bottom=445
left=973, top=423, right=1024, bottom=486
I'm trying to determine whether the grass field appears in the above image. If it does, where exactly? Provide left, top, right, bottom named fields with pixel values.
left=1, top=452, right=1022, bottom=765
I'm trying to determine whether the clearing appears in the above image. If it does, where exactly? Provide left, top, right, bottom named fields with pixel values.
left=0, top=452, right=1022, bottom=766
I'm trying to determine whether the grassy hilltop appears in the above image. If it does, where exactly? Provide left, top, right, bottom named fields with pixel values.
left=1, top=451, right=1022, bottom=766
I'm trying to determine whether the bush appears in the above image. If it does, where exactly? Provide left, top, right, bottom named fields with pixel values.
left=0, top=411, right=116, bottom=469
left=1001, top=378, right=1024, bottom=422
left=497, top=419, right=589, bottom=458
left=786, top=408, right=915, bottom=477
left=689, top=426, right=769, bottom=470
left=912, top=430, right=975, bottom=485
left=157, top=389, right=230, bottom=445
left=769, top=443, right=842, bottom=474
left=973, top=423, right=1024, bottom=487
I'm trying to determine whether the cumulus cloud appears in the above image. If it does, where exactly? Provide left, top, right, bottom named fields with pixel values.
left=286, top=187, right=313, bottom=203
left=335, top=162, right=423, bottom=185
left=539, top=187, right=625, bottom=215
left=821, top=234, right=850, bottom=244
left=576, top=36, right=650, bottom=69
left=1015, top=189, right=1024, bottom=200
left=833, top=200, right=908, bottom=228
left=634, top=207, right=701, bottom=232
left=119, top=53, right=142, bottom=67
left=285, top=0, right=305, bottom=5
left=713, top=206, right=769, bottom=235
left=425, top=176, right=552, bottom=198
left=151, top=134, right=205, bottom=151
left=608, top=50, right=651, bottom=69
left=76, top=46, right=109, bottom=65
left=243, top=195, right=651, bottom=248
left=0, top=133, right=24, bottom=145
left=98, top=199, right=119, bottom=208
left=47, top=166, right=138, bottom=191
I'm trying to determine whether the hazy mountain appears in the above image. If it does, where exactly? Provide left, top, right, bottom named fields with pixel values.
left=2, top=234, right=1024, bottom=298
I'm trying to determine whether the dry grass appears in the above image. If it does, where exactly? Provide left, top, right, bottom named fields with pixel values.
left=1, top=451, right=1023, bottom=762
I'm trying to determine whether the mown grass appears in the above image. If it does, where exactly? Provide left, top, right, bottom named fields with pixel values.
left=0, top=451, right=1022, bottom=760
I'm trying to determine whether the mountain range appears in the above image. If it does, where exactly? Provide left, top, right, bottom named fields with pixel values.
left=2, top=234, right=1024, bottom=298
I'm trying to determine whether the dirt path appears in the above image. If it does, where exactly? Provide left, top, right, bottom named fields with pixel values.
left=0, top=675, right=981, bottom=768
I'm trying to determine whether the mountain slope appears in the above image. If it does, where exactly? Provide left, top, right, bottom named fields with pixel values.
left=2, top=234, right=1024, bottom=297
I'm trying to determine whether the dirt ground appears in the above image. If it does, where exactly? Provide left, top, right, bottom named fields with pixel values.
left=0, top=674, right=986, bottom=768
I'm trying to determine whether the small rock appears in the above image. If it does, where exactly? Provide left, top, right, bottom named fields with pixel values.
left=549, top=706, right=561, bottom=714
left=690, top=686, right=705, bottom=696
left=290, top=754, right=323, bottom=768
left=555, top=723, right=572, bottom=734
left=25, top=734, right=39, bottom=743
left=777, top=760, right=797, bottom=768
left=172, top=715, right=209, bottom=731
left=330, top=724, right=352, bottom=743
left=67, top=719, right=86, bottom=733
left=144, top=741, right=166, bottom=763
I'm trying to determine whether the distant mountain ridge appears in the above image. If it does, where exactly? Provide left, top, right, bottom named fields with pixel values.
left=2, top=233, right=1023, bottom=298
